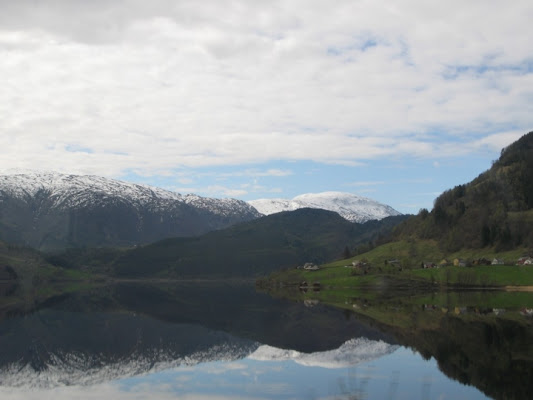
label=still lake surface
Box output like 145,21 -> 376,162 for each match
0,282 -> 531,399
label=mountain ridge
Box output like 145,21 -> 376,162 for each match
0,171 -> 261,251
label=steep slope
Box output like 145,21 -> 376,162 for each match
108,208 -> 408,278
392,130 -> 533,252
0,171 -> 261,251
249,192 -> 401,223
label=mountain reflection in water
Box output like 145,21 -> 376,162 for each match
0,282 -> 530,399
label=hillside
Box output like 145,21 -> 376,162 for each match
0,240 -> 98,310
0,171 -> 261,251
249,191 -> 401,223
391,131 -> 533,253
103,208 -> 408,278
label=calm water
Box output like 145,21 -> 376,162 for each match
0,282 -> 531,399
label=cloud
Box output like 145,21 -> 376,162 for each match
204,185 -> 249,197
0,384 -> 265,400
0,0 -> 531,177
470,130 -> 526,152
345,181 -> 386,187
212,169 -> 293,179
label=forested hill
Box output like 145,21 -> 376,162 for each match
393,131 -> 533,252
107,208 -> 408,278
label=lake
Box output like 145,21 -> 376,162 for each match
0,282 -> 531,399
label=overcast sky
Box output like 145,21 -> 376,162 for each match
1,0 -> 532,213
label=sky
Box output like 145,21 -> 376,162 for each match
1,0 -> 532,214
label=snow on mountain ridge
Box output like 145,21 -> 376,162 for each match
0,343 -> 257,389
0,338 -> 398,389
249,337 -> 398,369
249,192 -> 401,223
0,171 -> 258,217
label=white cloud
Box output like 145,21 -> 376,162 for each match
204,185 -> 248,198
0,384 -> 265,400
212,169 -> 293,179
470,130 -> 526,152
345,181 -> 386,187
0,0 -> 531,177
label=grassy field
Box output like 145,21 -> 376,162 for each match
259,240 -> 533,288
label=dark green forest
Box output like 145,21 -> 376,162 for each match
392,131 -> 533,252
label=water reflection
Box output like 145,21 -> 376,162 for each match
0,283 -> 530,399
0,345 -> 489,400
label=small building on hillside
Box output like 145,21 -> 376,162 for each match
303,262 -> 320,271
352,260 -> 367,268
517,257 -> 533,265
492,258 -> 505,265
454,258 -> 468,267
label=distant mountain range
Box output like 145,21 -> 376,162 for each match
0,171 -> 403,252
0,171 -> 261,251
249,192 -> 401,223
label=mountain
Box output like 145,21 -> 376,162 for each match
0,309 -> 258,389
105,208 -> 408,278
249,192 -> 401,223
0,283 -> 395,388
0,171 -> 261,251
249,338 -> 398,369
391,130 -> 533,252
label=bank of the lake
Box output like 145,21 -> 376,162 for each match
257,240 -> 533,290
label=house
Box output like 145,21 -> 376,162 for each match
303,262 -> 320,271
304,299 -> 319,307
439,259 -> 450,266
517,257 -> 533,265
352,260 -> 367,268
453,258 -> 467,267
422,262 -> 437,269
491,258 -> 505,265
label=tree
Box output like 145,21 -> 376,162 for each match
342,246 -> 352,259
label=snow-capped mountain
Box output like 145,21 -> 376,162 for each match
0,334 -> 395,389
249,337 -> 398,369
0,342 -> 257,389
249,192 -> 401,223
0,171 -> 261,250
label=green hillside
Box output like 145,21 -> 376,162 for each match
259,132 -> 533,288
392,131 -> 533,252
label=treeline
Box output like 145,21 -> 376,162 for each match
392,131 -> 533,252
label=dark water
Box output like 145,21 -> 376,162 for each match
0,282 -> 531,399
